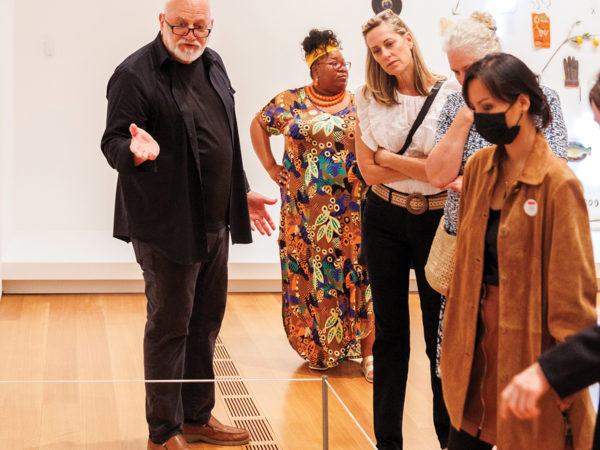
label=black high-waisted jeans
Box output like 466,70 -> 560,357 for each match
363,192 -> 450,449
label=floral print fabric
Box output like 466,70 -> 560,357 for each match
257,87 -> 373,368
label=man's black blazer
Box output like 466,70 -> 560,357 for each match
101,34 -> 251,264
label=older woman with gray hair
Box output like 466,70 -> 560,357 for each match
425,11 -> 568,377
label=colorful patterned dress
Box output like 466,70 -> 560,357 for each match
257,87 -> 373,369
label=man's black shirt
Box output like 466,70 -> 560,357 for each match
174,57 -> 233,231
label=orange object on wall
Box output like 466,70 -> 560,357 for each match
532,13 -> 551,48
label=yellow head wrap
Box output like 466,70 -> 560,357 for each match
305,45 -> 339,68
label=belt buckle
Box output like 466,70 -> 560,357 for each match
405,193 -> 428,215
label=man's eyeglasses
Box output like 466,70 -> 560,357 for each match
163,18 -> 212,38
317,61 -> 352,71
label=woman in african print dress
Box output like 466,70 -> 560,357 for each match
250,29 -> 374,380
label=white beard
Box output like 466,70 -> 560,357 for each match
173,42 -> 205,63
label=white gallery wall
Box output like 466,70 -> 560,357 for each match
0,0 -> 15,298
2,0 -> 600,293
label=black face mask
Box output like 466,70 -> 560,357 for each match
473,103 -> 523,145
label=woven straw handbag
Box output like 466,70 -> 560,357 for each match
425,216 -> 457,296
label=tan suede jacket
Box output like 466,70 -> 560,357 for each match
440,133 -> 597,449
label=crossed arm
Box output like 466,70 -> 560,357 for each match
356,104 -> 474,187
355,123 -> 417,185
425,105 -> 473,192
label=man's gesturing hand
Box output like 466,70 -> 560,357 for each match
247,191 -> 277,236
130,123 -> 160,166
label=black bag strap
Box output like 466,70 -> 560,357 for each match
396,80 -> 444,155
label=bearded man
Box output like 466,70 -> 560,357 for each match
101,0 -> 276,448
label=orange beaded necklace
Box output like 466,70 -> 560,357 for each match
306,84 -> 346,107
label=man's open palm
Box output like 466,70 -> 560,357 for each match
130,123 -> 159,166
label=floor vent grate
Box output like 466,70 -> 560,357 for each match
214,337 -> 281,449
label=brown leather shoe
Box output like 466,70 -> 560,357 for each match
183,415 -> 250,446
147,434 -> 191,450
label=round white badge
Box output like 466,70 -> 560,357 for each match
523,199 -> 538,216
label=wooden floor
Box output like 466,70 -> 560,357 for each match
0,293 -> 458,449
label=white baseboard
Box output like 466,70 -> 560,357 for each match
1,279 -> 283,294
1,261 -> 419,294
2,263 -> 417,294
3,261 -> 600,294
1,261 -> 284,294
2,261 -> 282,280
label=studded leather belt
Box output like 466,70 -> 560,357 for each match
371,184 -> 447,215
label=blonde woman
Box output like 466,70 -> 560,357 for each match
355,10 -> 458,449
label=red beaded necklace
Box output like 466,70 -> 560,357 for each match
306,84 -> 346,107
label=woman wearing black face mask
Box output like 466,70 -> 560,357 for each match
439,53 -> 597,450
425,13 -> 567,389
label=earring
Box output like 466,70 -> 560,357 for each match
314,78 -> 319,87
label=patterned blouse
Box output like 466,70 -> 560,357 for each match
434,86 -> 568,236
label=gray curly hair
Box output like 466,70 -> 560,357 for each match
442,12 -> 501,59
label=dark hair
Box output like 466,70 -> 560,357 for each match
301,29 -> 341,77
463,52 -> 552,129
590,73 -> 600,108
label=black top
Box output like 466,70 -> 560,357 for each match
174,57 -> 233,231
101,34 -> 251,264
482,208 -> 500,286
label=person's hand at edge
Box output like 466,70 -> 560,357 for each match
500,362 -> 550,420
